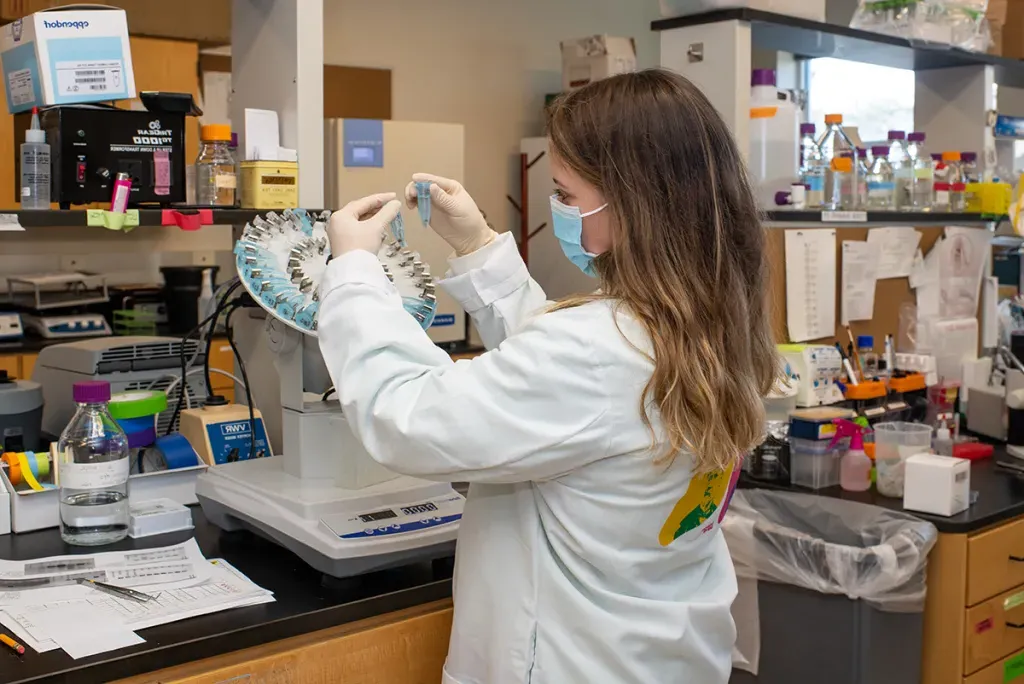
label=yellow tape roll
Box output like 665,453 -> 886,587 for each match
15,452 -> 43,491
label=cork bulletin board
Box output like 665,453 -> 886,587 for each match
768,225 -> 978,347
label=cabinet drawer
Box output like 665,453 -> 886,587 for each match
965,646 -> 1024,683
969,519 -> 1024,605
207,341 -> 235,390
966,584 -> 1024,674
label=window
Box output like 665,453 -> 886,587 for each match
806,58 -> 915,144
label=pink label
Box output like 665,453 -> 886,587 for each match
153,149 -> 170,196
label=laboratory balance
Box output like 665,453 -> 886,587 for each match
195,209 -> 463,577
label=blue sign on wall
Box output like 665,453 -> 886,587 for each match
343,119 -> 384,168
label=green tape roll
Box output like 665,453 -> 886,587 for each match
108,390 -> 169,420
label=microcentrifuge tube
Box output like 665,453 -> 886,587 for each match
415,181 -> 432,226
390,213 -> 406,247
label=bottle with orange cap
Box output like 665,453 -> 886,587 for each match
935,151 -> 964,212
196,123 -> 238,207
817,114 -> 858,210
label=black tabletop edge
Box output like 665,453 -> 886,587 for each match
740,454 -> 1024,534
0,507 -> 456,684
12,579 -> 453,684
765,210 -> 1003,225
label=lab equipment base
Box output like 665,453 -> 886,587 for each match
729,582 -> 923,684
196,456 -> 463,578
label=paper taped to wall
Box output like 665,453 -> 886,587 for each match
866,227 -> 921,279
841,240 -> 880,325
785,229 -> 836,342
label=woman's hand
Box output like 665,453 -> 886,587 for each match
327,192 -> 402,258
404,173 -> 496,256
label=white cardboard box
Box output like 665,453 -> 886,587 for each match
560,36 -> 636,91
903,453 -> 971,517
0,7 -> 136,113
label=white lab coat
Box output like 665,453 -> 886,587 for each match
319,232 -> 738,684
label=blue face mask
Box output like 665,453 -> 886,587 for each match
549,195 -> 608,278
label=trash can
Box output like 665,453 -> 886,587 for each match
726,489 -> 937,684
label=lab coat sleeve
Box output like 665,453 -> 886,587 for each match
441,231 -> 549,349
318,250 -> 612,483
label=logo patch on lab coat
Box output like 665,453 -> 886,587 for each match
658,463 -> 740,546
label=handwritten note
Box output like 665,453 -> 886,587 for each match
841,240 -> 880,325
866,227 -> 922,279
785,229 -> 836,342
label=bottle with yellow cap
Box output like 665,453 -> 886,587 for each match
196,124 -> 237,207
817,114 -> 858,210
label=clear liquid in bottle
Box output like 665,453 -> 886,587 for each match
58,381 -> 130,546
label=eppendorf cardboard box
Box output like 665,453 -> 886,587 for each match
560,35 -> 637,91
1,0 -> 231,45
0,6 -> 136,113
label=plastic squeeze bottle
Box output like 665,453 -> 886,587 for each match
831,418 -> 873,492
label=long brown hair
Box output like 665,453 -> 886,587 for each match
547,69 -> 777,473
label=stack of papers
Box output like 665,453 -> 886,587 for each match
0,539 -> 274,659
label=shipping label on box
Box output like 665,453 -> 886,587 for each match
0,8 -> 136,113
560,35 -> 637,91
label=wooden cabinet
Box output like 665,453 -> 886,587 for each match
923,519 -> 1024,683
112,601 -> 454,684
19,352 -> 35,380
0,352 -> 34,379
966,585 -> 1024,673
0,354 -> 19,378
965,646 -> 1024,683
206,340 -> 235,392
968,518 -> 1024,606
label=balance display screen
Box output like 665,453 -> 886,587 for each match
400,502 -> 438,516
359,509 -> 398,523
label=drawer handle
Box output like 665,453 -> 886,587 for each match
1012,555 -> 1024,562
1009,622 -> 1024,629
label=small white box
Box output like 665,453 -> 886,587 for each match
903,453 -> 971,517
0,7 -> 136,114
129,498 -> 194,538
560,36 -> 637,91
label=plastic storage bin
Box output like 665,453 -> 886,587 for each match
788,437 -> 841,489
659,0 -> 826,21
726,490 -> 937,684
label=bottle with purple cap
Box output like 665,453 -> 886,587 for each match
906,132 -> 933,211
866,146 -> 896,209
887,130 -> 911,210
57,381 -> 130,545
798,123 -> 824,209
960,151 -> 979,183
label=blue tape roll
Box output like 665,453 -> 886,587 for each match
154,433 -> 201,470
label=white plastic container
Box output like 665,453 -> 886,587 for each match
789,437 -> 842,489
659,0 -> 826,21
749,69 -> 800,209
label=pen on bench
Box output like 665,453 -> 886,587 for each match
76,578 -> 156,603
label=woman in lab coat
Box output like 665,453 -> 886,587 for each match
319,69 -> 776,684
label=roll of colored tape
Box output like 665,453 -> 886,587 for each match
108,391 -> 168,420
16,452 -> 43,491
153,434 -> 200,470
117,416 -> 158,449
